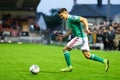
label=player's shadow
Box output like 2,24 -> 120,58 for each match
40,70 -> 62,74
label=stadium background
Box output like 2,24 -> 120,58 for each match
0,0 -> 120,80
0,0 -> 120,50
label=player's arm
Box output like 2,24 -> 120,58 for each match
80,17 -> 91,34
62,29 -> 72,38
56,29 -> 72,41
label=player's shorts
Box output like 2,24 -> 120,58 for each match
67,37 -> 90,51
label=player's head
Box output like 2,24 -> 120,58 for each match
58,8 -> 69,20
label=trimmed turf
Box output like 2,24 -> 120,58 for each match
0,43 -> 120,80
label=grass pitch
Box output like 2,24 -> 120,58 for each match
0,43 -> 120,80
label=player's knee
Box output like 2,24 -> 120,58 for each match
63,48 -> 65,52
63,47 -> 71,52
63,48 -> 67,52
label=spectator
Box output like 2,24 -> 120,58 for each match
102,27 -> 109,51
115,24 -> 120,50
96,27 -> 103,43
107,25 -> 116,50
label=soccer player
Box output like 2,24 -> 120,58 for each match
57,8 -> 109,72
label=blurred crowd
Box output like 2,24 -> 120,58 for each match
91,22 -> 120,51
0,13 -> 40,36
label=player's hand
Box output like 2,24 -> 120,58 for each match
56,34 -> 63,41
85,29 -> 92,35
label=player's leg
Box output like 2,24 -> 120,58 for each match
82,50 -> 109,72
82,50 -> 104,63
60,46 -> 73,72
81,37 -> 109,72
60,37 -> 79,72
63,46 -> 72,67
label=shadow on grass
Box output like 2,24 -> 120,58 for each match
40,70 -> 62,74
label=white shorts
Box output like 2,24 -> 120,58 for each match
67,37 -> 90,51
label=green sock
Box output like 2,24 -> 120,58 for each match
64,51 -> 71,66
90,54 -> 104,63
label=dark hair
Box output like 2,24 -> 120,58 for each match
58,8 -> 67,14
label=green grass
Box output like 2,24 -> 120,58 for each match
0,43 -> 120,80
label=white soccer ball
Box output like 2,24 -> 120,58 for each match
29,64 -> 40,74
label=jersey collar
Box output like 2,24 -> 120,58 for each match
67,14 -> 72,20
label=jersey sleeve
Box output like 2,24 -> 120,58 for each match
68,15 -> 80,22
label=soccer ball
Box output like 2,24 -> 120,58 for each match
29,64 -> 40,74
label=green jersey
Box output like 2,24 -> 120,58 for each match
66,15 -> 87,37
